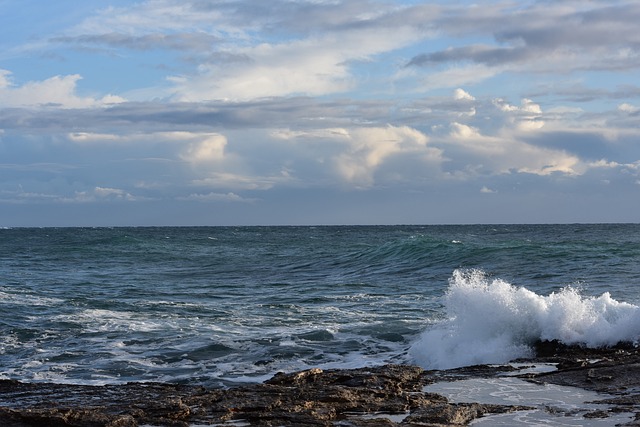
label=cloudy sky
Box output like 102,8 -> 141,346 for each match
1,0 -> 639,226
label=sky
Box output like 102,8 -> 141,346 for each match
1,0 -> 639,226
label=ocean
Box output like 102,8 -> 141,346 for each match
1,224 -> 640,388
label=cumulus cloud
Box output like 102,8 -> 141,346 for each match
618,103 -> 639,114
279,125 -> 441,187
453,88 -> 475,101
0,69 -> 125,108
270,124 -> 446,188
480,186 -> 497,194
180,133 -> 227,163
493,98 -> 545,131
444,121 -> 581,177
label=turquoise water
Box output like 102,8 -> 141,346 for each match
1,224 -> 640,387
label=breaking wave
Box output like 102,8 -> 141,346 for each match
410,269 -> 640,370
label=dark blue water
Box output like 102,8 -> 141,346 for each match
1,224 -> 640,386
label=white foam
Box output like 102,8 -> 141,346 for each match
66,309 -> 175,333
0,289 -> 64,306
410,269 -> 640,370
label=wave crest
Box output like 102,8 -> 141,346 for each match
410,269 -> 640,369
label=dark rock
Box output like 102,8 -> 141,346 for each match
583,409 -> 609,418
532,339 -> 636,361
0,365 -> 529,427
404,403 -> 529,426
525,348 -> 640,394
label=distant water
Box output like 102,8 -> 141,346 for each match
1,224 -> 640,387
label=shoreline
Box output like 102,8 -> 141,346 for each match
1,342 -> 640,426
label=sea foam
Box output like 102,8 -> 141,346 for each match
410,269 -> 640,370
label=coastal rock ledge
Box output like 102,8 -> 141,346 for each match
2,342 -> 640,426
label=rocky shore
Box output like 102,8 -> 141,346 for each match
1,341 -> 640,426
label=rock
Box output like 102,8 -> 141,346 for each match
0,365 -> 529,427
524,341 -> 640,395
404,403 -> 528,426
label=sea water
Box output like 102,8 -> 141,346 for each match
423,377 -> 635,426
1,224 -> 640,387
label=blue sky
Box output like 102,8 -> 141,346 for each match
1,0 -> 639,226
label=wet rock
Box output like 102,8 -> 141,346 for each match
532,339 -> 636,360
404,403 -> 528,426
0,365 -> 528,427
525,341 -> 640,394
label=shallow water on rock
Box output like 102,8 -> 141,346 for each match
423,377 -> 635,426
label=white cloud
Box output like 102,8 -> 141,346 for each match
331,125 -> 439,186
446,121 -> 581,176
520,99 -> 542,114
0,69 -> 125,108
68,132 -> 122,143
68,130 -> 229,165
0,190 -> 59,204
177,192 -> 254,202
449,122 -> 481,140
172,42 -> 352,100
271,128 -> 351,141
454,88 -> 475,101
0,70 -> 11,88
94,187 -> 133,199
192,172 -> 289,191
180,133 -> 227,163
589,159 -> 640,171
493,97 -> 545,131
270,125 -> 443,188
618,103 -> 639,114
493,98 -> 518,113
171,26 -> 420,101
63,187 -> 138,203
480,186 -> 496,194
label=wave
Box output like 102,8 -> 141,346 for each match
410,269 -> 640,370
